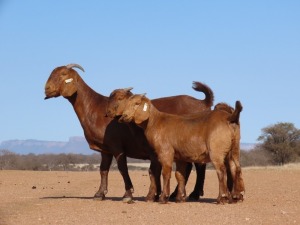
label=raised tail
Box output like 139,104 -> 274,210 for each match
228,101 -> 243,125
192,81 -> 214,107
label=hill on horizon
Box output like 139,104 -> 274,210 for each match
0,137 -> 256,155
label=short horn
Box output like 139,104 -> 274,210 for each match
66,64 -> 85,72
124,87 -> 133,92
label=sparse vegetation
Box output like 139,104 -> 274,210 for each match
257,122 -> 300,165
1,121 -> 300,171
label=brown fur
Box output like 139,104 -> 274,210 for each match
107,84 -> 215,200
44,64 -> 215,202
120,94 -> 245,204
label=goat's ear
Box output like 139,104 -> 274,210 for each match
61,77 -> 77,98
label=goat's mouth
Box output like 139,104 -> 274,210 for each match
118,115 -> 132,123
105,110 -> 116,118
44,91 -> 59,100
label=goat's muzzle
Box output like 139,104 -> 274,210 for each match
118,114 -> 130,123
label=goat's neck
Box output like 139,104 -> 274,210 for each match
67,77 -> 108,125
143,104 -> 162,134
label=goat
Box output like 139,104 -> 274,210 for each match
106,85 -> 216,200
120,94 -> 245,204
44,64 -> 214,202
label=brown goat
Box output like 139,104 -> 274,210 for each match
120,94 -> 245,204
44,64 -> 215,202
106,86 -> 218,200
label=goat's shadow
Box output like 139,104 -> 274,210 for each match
40,196 -> 145,202
41,196 -> 217,204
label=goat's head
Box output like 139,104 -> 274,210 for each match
106,87 -> 133,118
44,64 -> 85,100
119,94 -> 150,124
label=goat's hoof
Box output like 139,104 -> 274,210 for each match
93,192 -> 106,201
217,195 -> 230,205
145,195 -> 155,202
93,195 -> 105,201
175,197 -> 186,203
188,192 -> 200,201
159,196 -> 169,204
123,197 -> 134,204
232,192 -> 244,202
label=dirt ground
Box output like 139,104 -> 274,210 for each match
1,165 -> 300,225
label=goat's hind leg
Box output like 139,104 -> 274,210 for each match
189,163 -> 206,200
212,159 -> 232,204
94,153 -> 113,200
229,159 -> 245,202
229,142 -> 245,202
170,162 -> 192,200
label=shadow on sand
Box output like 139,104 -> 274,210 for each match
41,196 -> 217,203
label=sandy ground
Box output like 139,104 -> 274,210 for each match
1,166 -> 300,225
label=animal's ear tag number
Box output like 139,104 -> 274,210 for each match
143,103 -> 148,111
65,78 -> 73,84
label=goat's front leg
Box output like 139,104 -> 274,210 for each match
94,153 -> 113,200
146,158 -> 162,202
159,163 -> 172,204
175,161 -> 187,203
115,153 -> 134,203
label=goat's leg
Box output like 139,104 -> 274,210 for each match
170,162 -> 192,200
159,164 -> 172,204
211,159 -> 231,204
225,159 -> 234,193
228,157 -> 245,202
175,161 -> 187,203
94,153 -> 113,200
115,153 -> 134,203
146,158 -> 162,202
189,163 -> 206,200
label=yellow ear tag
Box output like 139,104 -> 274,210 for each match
65,78 -> 73,84
143,103 -> 148,111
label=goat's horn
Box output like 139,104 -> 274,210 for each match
124,87 -> 133,92
66,64 -> 85,72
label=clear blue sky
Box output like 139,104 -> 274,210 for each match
0,1 -> 299,144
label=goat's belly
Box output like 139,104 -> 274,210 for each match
174,150 -> 209,163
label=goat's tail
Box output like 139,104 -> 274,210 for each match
228,101 -> 243,125
192,81 -> 214,107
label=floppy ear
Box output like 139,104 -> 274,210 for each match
61,77 -> 78,98
134,97 -> 150,124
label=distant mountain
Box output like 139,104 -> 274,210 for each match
0,137 -> 92,155
0,137 -> 256,155
240,143 -> 257,151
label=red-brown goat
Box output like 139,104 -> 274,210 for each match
120,94 -> 245,204
44,64 -> 215,202
106,86 -> 217,200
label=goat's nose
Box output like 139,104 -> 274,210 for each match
118,114 -> 126,123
